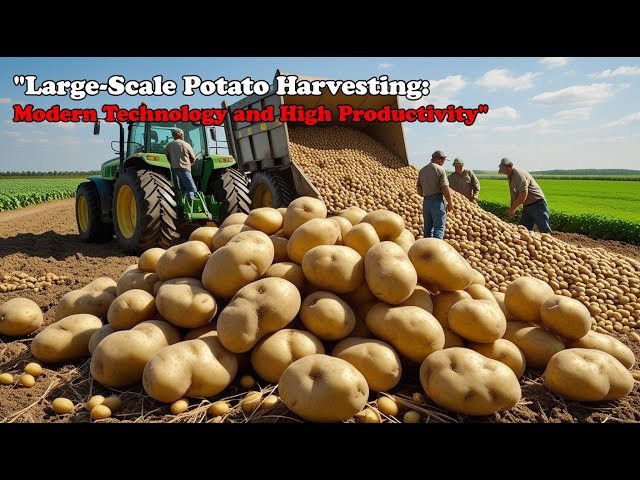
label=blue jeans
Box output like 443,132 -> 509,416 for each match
172,168 -> 197,203
521,199 -> 551,233
423,195 -> 447,239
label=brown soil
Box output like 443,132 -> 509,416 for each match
1,198 -> 639,424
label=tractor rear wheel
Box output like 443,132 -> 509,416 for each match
209,167 -> 251,224
76,182 -> 113,242
248,170 -> 295,209
112,168 -> 179,254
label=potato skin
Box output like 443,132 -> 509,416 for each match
408,238 -> 475,292
138,247 -> 166,272
504,276 -> 555,324
287,218 -> 340,265
300,291 -> 356,341
56,278 -> 117,321
343,223 -> 380,259
283,196 -> 328,238
301,245 -> 364,294
155,278 -> 217,329
155,241 -> 211,281
448,299 -> 506,343
245,207 -> 283,235
365,241 -> 417,305
116,269 -> 158,296
544,348 -> 634,401
565,330 -> 635,369
88,324 -> 117,355
419,347 -> 521,416
278,354 -> 369,422
502,321 -> 565,369
540,295 -> 592,340
143,335 -> 238,403
263,262 -> 306,291
468,339 -> 526,379
0,297 -> 43,336
31,314 -> 103,363
107,289 -> 157,330
358,209 -> 405,241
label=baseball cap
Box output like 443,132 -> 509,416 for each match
498,157 -> 512,169
172,128 -> 184,136
452,158 -> 464,166
431,150 -> 447,159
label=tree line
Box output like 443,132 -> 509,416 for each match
0,171 -> 100,177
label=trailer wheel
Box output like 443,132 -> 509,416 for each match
76,182 -> 113,243
209,167 -> 251,224
113,167 -> 179,254
249,170 -> 295,209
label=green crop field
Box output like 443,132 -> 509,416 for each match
0,178 -> 85,212
477,179 -> 640,244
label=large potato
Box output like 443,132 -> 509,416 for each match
343,222 -> 380,258
338,205 -> 367,225
31,314 -> 103,363
469,269 -> 486,287
399,285 -> 434,313
90,320 -> 181,388
56,277 -> 117,321
300,291 -> 356,341
116,268 -> 158,296
408,238 -> 475,292
216,277 -> 301,353
365,241 -> 417,305
155,278 -> 217,329
107,289 -> 157,330
0,297 -> 43,336
301,245 -> 364,294
332,337 -> 402,392
419,347 -> 521,416
88,324 -> 117,355
502,321 -> 565,369
287,218 -> 341,265
358,209 -> 405,241
279,354 -> 369,423
250,329 -> 325,383
431,290 -> 472,326
188,227 -> 218,250
245,207 -> 283,235
468,339 -> 526,379
448,299 -> 506,343
155,241 -> 211,281
544,349 -> 634,401
142,335 -> 238,403
263,262 -> 306,291
365,303 -> 444,364
504,276 -> 555,324
202,230 -> 275,299
283,196 -> 327,238
138,247 -> 166,273
565,330 -> 635,369
540,295 -> 592,340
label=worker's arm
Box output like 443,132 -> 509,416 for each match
416,178 -> 423,197
470,171 -> 480,202
508,190 -> 528,217
442,185 -> 453,212
187,144 -> 197,165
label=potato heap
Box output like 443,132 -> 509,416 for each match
288,125 -> 640,336
24,199 -> 634,423
0,270 -> 70,293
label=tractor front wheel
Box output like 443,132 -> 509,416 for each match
248,170 -> 295,209
113,168 -> 179,254
209,167 -> 251,224
76,182 -> 113,243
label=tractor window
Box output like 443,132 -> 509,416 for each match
186,129 -> 204,158
128,123 -> 145,156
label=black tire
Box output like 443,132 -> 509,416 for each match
209,167 -> 251,224
112,168 -> 179,254
248,170 -> 296,209
76,182 -> 113,243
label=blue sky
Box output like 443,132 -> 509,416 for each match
1,57 -> 639,173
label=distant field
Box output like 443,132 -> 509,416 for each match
0,178 -> 85,212
477,179 -> 640,244
474,173 -> 640,181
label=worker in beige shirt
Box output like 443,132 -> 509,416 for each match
416,150 -> 454,239
448,157 -> 480,202
498,157 -> 551,233
165,127 -> 197,205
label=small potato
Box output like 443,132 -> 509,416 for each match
91,404 -> 112,420
377,396 -> 399,417
0,297 -> 43,336
0,373 -> 14,385
31,313 -> 103,363
355,407 -> 382,423
279,354 -> 369,423
332,337 -> 402,392
241,391 -> 263,415
245,207 -> 284,235
300,291 -> 356,341
403,411 -> 422,423
504,276 -> 555,324
103,395 -> 123,412
365,241 -> 417,305
399,285 -> 433,314
408,238 -> 475,292
540,295 -> 592,340
420,347 -> 521,416
116,268 -> 159,296
339,205 -> 368,225
263,262 -> 306,291
51,397 -> 75,414
283,196 -> 328,238
566,330 -> 635,369
301,245 -> 364,294
138,247 -> 166,272
545,348 -> 634,401
208,401 -> 230,417
240,375 -> 256,388
20,374 -> 35,387
88,324 -> 117,355
502,321 -> 565,370
188,227 -> 218,250
155,241 -> 211,281
170,398 -> 189,415
107,289 -> 157,330
358,209 -> 405,241
155,278 -> 217,329
448,299 -> 506,343
24,362 -> 42,378
468,339 -> 527,379
86,395 -> 105,411
262,395 -> 279,409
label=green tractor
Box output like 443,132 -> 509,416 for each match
75,117 -> 251,254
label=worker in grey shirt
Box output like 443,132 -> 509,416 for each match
498,157 -> 551,233
448,157 -> 480,202
165,127 -> 197,205
417,150 -> 454,239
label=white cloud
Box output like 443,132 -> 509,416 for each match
44,121 -> 78,129
539,57 -> 569,69
0,98 -> 11,104
486,106 -> 518,121
531,83 -> 616,105
377,63 -> 393,70
589,66 -> 640,79
492,118 -> 555,133
475,69 -> 541,91
423,75 -> 466,106
554,107 -> 591,121
602,112 -> 640,128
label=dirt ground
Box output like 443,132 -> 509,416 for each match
1,198 -> 639,424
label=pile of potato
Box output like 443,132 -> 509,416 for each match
0,270 -> 69,293
2,198 -> 636,422
289,125 -> 640,337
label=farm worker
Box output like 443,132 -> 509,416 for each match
165,127 -> 197,205
498,157 -> 551,233
447,157 -> 480,203
417,150 -> 454,239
